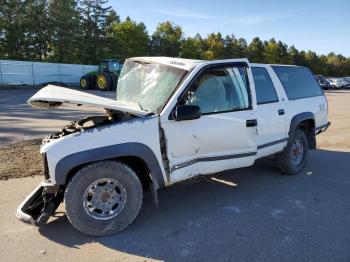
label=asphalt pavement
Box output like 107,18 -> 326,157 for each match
1,150 -> 349,262
0,87 -> 114,145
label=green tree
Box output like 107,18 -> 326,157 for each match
0,0 -> 27,59
202,32 -> 225,60
180,34 -> 202,59
150,21 -> 183,56
48,0 -> 81,63
109,16 -> 149,62
78,0 -> 111,64
22,0 -> 49,61
287,45 -> 305,65
264,38 -> 285,64
247,37 -> 264,63
223,34 -> 246,58
101,9 -> 120,58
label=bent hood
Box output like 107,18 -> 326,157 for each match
27,85 -> 148,116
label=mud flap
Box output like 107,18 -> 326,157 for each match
16,182 -> 62,227
150,178 -> 159,208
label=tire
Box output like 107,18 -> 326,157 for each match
64,161 -> 143,236
80,75 -> 91,90
275,129 -> 309,175
97,72 -> 112,91
89,75 -> 97,89
109,74 -> 118,91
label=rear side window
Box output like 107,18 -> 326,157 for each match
251,67 -> 278,104
272,66 -> 323,100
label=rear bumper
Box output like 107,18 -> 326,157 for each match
16,181 -> 60,226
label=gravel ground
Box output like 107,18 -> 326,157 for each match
0,139 -> 42,180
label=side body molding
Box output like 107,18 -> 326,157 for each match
54,143 -> 165,188
289,112 -> 316,149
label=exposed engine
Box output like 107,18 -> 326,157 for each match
42,110 -> 134,144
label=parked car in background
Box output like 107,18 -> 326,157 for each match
340,78 -> 350,89
327,78 -> 343,89
315,75 -> 332,90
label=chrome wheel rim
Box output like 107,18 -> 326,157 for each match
291,139 -> 304,166
83,178 -> 127,220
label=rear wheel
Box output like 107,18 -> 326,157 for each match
97,72 -> 112,91
64,161 -> 143,236
276,129 -> 309,175
89,75 -> 97,89
109,74 -> 118,91
80,75 -> 91,90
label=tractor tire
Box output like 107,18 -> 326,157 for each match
97,72 -> 112,91
89,75 -> 97,89
109,74 -> 118,91
80,75 -> 92,90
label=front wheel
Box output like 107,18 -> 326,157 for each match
276,129 -> 309,175
64,161 -> 143,236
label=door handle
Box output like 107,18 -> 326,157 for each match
278,109 -> 285,115
246,119 -> 258,127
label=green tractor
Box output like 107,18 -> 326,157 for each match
80,59 -> 121,91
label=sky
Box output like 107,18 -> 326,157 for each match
112,0 -> 350,57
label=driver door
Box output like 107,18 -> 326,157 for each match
160,64 -> 258,185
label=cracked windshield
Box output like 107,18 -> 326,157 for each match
116,59 -> 187,113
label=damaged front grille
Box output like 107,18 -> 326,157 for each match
42,153 -> 50,180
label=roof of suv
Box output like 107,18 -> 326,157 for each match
130,57 -> 300,71
130,57 -> 203,71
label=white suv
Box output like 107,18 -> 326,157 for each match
16,57 -> 330,236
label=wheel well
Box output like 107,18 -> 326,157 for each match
297,119 -> 316,149
118,156 -> 152,192
65,157 -> 152,192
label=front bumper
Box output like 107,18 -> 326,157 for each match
16,181 -> 61,226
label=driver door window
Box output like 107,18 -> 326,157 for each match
183,67 -> 250,114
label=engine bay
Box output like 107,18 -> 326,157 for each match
42,110 -> 135,143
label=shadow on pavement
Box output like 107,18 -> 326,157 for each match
39,149 -> 350,262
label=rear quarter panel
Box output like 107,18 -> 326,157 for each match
266,65 -> 328,133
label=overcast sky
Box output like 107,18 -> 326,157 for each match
112,0 -> 350,57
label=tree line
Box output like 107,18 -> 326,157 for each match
1,0 -> 349,76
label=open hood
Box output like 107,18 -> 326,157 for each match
27,85 -> 148,116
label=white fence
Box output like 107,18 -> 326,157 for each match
0,60 -> 98,85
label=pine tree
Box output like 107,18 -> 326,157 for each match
23,0 -> 49,61
78,0 -> 111,64
109,16 -> 149,62
0,0 -> 26,59
150,21 -> 183,57
247,37 -> 264,63
48,0 -> 80,63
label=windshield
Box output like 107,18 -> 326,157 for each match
116,59 -> 187,113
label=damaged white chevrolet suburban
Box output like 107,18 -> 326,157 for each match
16,57 -> 330,236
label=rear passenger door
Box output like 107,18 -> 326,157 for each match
251,66 -> 287,158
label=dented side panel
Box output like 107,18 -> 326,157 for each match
160,111 -> 258,185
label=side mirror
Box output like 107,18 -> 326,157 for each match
173,105 -> 201,121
